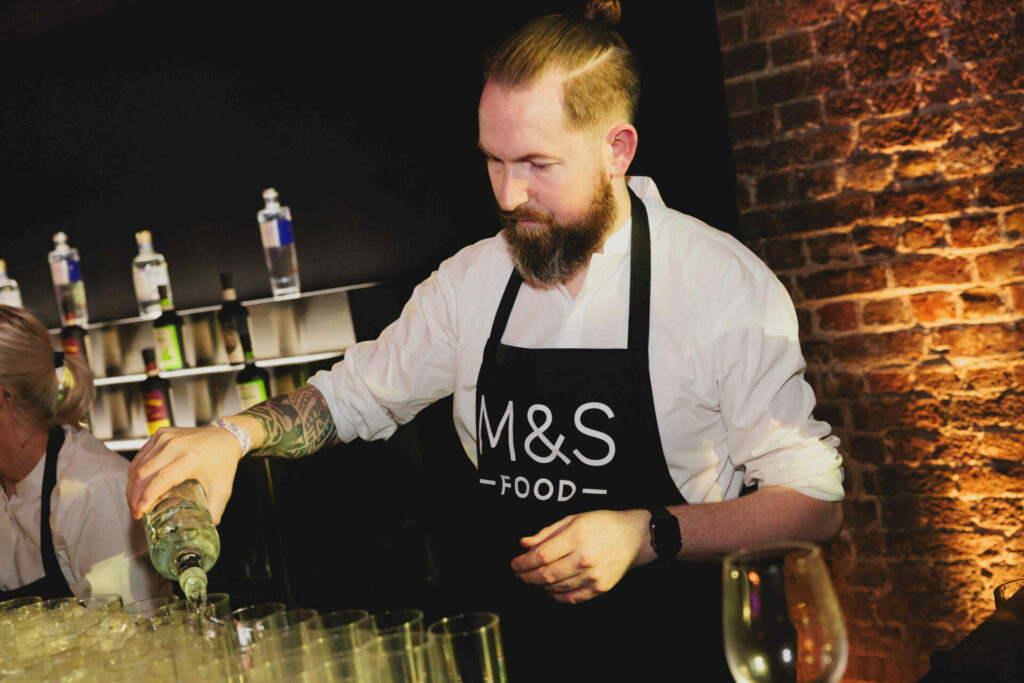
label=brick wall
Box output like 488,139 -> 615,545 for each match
0,0 -> 135,43
714,0 -> 1024,680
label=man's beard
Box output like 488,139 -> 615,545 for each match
499,174 -> 617,285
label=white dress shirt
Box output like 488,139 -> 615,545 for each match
310,177 -> 844,503
0,425 -> 171,602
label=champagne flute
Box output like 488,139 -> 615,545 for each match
723,541 -> 847,683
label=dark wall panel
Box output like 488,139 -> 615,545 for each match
1,1 -> 737,328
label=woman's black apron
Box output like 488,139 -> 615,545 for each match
462,190 -> 730,681
0,427 -> 74,601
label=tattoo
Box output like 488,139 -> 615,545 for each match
245,386 -> 338,458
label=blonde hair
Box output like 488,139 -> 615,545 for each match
0,305 -> 93,429
484,0 -> 639,132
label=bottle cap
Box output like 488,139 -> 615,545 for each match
262,188 -> 280,207
219,272 -> 234,289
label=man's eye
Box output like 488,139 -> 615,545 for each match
531,162 -> 551,170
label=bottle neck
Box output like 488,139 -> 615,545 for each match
145,362 -> 160,377
222,287 -> 237,302
174,554 -> 208,602
160,298 -> 174,313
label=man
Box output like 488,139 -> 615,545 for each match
128,2 -> 843,679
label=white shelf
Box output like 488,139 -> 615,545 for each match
48,281 -> 382,333
93,350 -> 346,387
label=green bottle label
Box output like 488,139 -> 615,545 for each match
155,325 -> 184,370
237,379 -> 268,410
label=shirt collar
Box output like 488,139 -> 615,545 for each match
11,444 -> 47,503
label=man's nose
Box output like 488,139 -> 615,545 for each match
496,171 -> 528,212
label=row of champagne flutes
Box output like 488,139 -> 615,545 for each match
0,594 -> 505,682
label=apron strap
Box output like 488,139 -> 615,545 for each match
489,267 -> 523,343
626,187 -> 651,354
39,426 -> 66,583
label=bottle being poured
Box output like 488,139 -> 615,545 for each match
143,479 -> 221,605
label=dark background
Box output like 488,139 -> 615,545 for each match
1,1 -> 739,612
1,0 -> 737,326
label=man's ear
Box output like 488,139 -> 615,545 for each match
605,122 -> 638,177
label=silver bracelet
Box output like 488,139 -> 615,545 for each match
209,418 -> 252,457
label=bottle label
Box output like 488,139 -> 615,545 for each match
0,289 -> 22,307
50,260 -> 69,286
133,267 -> 169,307
155,325 -> 184,370
143,389 -> 172,434
222,323 -> 244,364
260,219 -> 294,247
61,336 -> 83,358
237,379 -> 268,410
67,259 -> 82,283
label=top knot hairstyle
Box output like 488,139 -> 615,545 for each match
484,0 -> 639,132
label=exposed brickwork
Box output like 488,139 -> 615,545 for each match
715,0 -> 1024,680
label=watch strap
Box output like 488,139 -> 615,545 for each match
647,506 -> 682,564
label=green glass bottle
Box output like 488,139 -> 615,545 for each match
142,479 -> 220,602
235,330 -> 270,410
152,284 -> 187,371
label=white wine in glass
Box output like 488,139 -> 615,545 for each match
723,542 -> 847,683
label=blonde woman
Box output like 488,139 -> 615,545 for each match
0,304 -> 170,602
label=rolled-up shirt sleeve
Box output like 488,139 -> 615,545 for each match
712,258 -> 844,502
309,262 -> 460,443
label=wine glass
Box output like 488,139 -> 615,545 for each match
723,541 -> 847,683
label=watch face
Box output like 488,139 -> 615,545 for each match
651,509 -> 681,560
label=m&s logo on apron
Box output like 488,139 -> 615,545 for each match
477,394 -> 616,502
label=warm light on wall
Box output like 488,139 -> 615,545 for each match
715,1 -> 1024,681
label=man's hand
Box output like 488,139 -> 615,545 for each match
126,425 -> 245,524
509,509 -> 650,605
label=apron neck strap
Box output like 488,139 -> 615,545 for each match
626,186 -> 651,353
39,426 -> 66,579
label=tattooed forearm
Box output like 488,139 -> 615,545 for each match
244,385 -> 339,458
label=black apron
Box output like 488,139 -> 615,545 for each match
466,190 -> 731,681
0,427 -> 74,601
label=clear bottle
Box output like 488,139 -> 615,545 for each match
48,232 -> 88,326
132,230 -> 171,319
143,479 -> 221,602
0,259 -> 23,307
257,188 -> 300,298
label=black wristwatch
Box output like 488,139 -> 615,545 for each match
647,506 -> 681,564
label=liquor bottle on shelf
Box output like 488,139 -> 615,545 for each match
0,259 -> 23,307
235,332 -> 270,410
143,479 -> 220,603
48,231 -> 88,326
217,272 -> 252,365
132,230 -> 172,319
152,284 -> 187,371
257,188 -> 300,298
140,348 -> 174,435
60,325 -> 90,368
